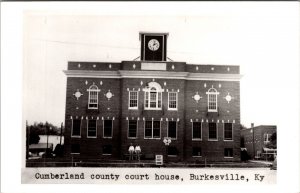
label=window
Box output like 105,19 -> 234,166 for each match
224,148 -> 233,158
128,120 -> 137,138
71,144 -> 80,154
192,122 -> 202,140
208,122 -> 217,140
168,121 -> 177,139
168,92 -> 178,110
206,88 -> 219,112
72,119 -> 81,137
167,146 -> 178,156
224,123 -> 233,141
87,85 -> 100,109
192,147 -> 202,157
264,133 -> 271,144
143,82 -> 164,110
103,120 -> 113,138
144,120 -> 160,139
87,120 -> 97,137
102,145 -> 112,155
129,91 -> 138,109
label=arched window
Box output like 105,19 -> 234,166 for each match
143,82 -> 164,110
206,87 -> 219,112
87,84 -> 100,109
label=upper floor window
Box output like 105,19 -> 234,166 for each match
168,92 -> 178,110
224,123 -> 233,141
143,82 -> 164,110
168,121 -> 177,139
128,120 -> 137,138
103,120 -> 113,138
144,120 -> 160,139
208,122 -> 217,140
87,84 -> 100,109
192,122 -> 202,140
71,119 -> 81,137
206,87 -> 219,112
129,91 -> 138,109
87,119 -> 97,138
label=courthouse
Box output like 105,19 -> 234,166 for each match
63,32 -> 242,162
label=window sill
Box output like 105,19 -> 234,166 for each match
128,107 -> 138,110
167,155 -> 178,157
70,153 -> 80,155
71,136 -> 81,138
102,154 -> 112,156
192,139 -> 202,141
128,137 -> 137,139
224,156 -> 234,158
144,137 -> 161,140
208,139 -> 218,141
103,137 -> 113,139
192,156 -> 202,158
87,136 -> 97,138
224,139 -> 233,141
144,108 -> 162,110
168,108 -> 178,111
207,110 -> 218,112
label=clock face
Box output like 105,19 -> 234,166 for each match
148,39 -> 160,51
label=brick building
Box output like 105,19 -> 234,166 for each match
241,124 -> 277,159
63,32 -> 242,163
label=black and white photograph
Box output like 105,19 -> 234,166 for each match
1,1 -> 299,193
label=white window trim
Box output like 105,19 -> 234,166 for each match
87,85 -> 101,109
127,120 -> 138,139
206,88 -> 219,112
70,153 -> 80,155
128,91 -> 139,110
167,120 -> 177,140
192,122 -> 202,141
71,119 -> 81,138
168,92 -> 178,111
143,82 -> 164,110
208,122 -> 218,141
103,119 -> 113,139
87,119 -> 97,138
144,120 -> 161,139
224,123 -> 233,141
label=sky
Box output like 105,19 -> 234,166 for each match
22,2 -> 299,128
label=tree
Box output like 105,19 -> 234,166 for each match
240,124 -> 247,130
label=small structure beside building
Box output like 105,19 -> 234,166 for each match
29,143 -> 53,157
241,124 -> 276,160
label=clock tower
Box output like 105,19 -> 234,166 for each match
140,32 -> 168,61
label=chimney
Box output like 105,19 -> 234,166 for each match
251,123 -> 254,128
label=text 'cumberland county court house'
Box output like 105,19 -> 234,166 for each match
63,32 -> 242,163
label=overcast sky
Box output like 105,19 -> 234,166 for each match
22,2 -> 299,129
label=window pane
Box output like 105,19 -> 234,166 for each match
192,122 -> 201,139
224,148 -> 233,157
145,92 -> 149,108
88,120 -> 97,137
129,91 -> 138,108
158,92 -> 162,108
72,119 -> 81,136
153,121 -> 160,138
192,147 -> 201,156
145,121 -> 152,138
104,120 -> 113,137
168,121 -> 177,138
224,123 -> 233,140
71,144 -> 80,153
103,145 -> 112,154
209,123 -> 217,140
168,92 -> 177,109
128,120 -> 137,138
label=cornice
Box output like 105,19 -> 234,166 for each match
64,70 -> 242,81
